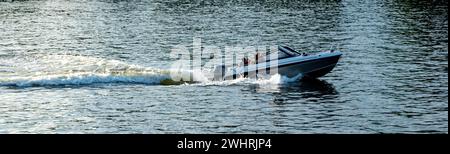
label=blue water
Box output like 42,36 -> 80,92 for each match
0,0 -> 447,133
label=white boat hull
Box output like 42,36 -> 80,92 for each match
220,51 -> 342,80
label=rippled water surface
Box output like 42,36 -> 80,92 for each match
0,0 -> 447,133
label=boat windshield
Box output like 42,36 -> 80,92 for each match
265,46 -> 300,61
278,46 -> 301,56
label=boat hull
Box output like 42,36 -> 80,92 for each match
278,55 -> 341,78
222,51 -> 341,80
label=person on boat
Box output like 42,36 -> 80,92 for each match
241,57 -> 251,66
255,52 -> 265,64
239,57 -> 251,78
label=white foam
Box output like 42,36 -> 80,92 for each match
0,72 -> 171,87
165,68 -> 210,83
0,54 -> 176,87
191,73 -> 303,86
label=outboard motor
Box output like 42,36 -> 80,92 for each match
213,65 -> 226,81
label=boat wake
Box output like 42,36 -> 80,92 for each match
0,54 -> 303,87
0,72 -> 170,87
190,73 -> 303,87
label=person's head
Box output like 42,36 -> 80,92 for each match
255,52 -> 261,59
243,57 -> 248,62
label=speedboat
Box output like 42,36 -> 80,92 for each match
213,46 -> 342,80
